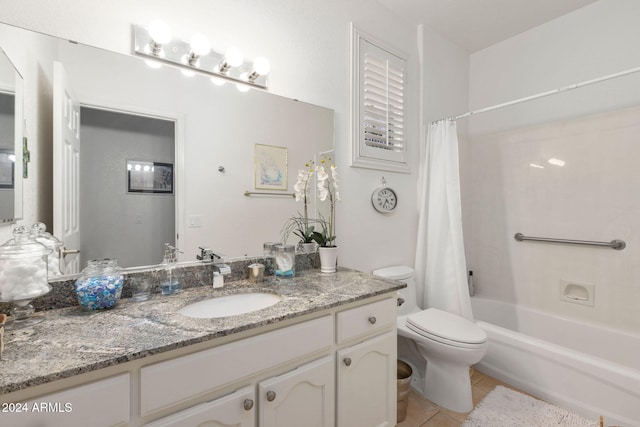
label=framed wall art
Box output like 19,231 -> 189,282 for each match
254,144 -> 288,191
127,159 -> 173,194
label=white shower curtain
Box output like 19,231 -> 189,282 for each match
415,120 -> 473,320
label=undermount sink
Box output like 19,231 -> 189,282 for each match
178,292 -> 282,319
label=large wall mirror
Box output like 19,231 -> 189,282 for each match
0,44 -> 23,224
0,22 -> 334,272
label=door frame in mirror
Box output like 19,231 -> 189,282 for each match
0,46 -> 24,223
57,95 -> 185,267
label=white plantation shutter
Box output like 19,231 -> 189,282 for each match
352,27 -> 409,173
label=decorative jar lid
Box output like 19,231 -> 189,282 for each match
0,226 -> 51,259
31,222 -> 63,252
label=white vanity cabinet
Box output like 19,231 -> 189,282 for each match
0,291 -> 399,427
335,298 -> 397,427
2,373 -> 130,427
144,385 -> 256,427
140,316 -> 333,418
145,356 -> 334,427
258,356 -> 334,427
337,332 -> 397,426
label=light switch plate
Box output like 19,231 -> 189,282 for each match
188,215 -> 202,228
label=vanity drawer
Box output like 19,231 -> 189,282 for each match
3,373 -> 130,427
336,297 -> 396,344
141,315 -> 333,416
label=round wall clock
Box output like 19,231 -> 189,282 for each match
371,186 -> 398,213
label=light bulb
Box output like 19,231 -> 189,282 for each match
181,68 -> 196,77
148,21 -> 172,44
224,47 -> 244,67
252,57 -> 270,76
190,33 -> 211,56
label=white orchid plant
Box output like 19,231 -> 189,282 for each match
282,161 -> 317,244
281,159 -> 340,247
312,160 -> 340,247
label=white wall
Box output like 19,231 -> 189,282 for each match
0,0 -> 472,274
467,0 -> 640,135
464,0 -> 640,333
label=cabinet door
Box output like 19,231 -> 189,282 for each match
144,385 -> 255,427
337,331 -> 397,427
258,356 -> 334,427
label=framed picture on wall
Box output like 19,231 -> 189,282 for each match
126,159 -> 173,194
0,149 -> 14,189
254,144 -> 288,191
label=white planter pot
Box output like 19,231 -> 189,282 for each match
318,246 -> 338,273
298,242 -> 317,254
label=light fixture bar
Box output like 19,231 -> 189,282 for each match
132,24 -> 268,90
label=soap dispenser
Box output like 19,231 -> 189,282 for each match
161,243 -> 182,295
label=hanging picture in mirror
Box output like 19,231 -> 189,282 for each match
126,159 -> 174,194
254,144 -> 288,191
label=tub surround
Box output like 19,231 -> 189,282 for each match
0,265 -> 405,396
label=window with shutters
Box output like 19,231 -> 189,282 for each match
351,25 -> 409,173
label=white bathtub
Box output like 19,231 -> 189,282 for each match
471,297 -> 640,427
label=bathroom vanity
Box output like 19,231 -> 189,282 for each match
0,268 -> 404,427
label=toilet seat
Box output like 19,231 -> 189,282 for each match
406,308 -> 487,349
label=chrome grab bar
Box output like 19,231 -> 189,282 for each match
514,233 -> 626,250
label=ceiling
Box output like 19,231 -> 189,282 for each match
377,0 -> 600,52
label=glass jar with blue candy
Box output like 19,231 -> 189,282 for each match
74,259 -> 123,310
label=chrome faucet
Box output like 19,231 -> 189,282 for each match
197,247 -> 230,288
197,247 -> 222,261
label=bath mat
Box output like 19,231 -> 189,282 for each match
463,386 -> 599,427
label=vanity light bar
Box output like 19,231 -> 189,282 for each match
132,24 -> 269,90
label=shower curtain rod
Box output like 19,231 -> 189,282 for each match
433,64 -> 640,124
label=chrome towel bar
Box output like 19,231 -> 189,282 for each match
514,233 -> 626,250
244,190 -> 295,198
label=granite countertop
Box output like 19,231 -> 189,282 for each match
0,267 -> 404,395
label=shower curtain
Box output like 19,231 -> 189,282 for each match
415,120 -> 473,320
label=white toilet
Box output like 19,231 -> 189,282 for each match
373,265 -> 487,413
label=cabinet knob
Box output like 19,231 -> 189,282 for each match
266,390 -> 277,402
243,399 -> 254,411
343,357 -> 352,366
368,316 -> 377,325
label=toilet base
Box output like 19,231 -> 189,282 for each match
423,358 -> 473,413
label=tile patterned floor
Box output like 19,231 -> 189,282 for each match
397,369 -> 521,427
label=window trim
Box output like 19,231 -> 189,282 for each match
350,24 -> 410,173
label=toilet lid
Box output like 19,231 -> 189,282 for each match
407,308 -> 487,345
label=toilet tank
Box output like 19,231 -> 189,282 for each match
372,266 -> 418,315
